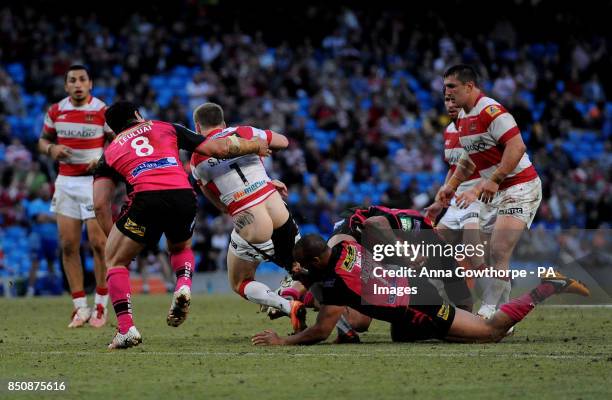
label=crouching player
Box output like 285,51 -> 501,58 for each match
252,234 -> 589,345
190,103 -> 306,333
93,101 -> 269,349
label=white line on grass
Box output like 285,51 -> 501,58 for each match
10,351 -> 607,360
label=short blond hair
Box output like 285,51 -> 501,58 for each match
193,102 -> 224,129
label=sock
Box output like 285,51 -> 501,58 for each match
71,291 -> 87,309
107,268 -> 134,334
170,248 -> 195,290
481,277 -> 510,308
497,281 -> 512,307
303,291 -> 315,308
499,282 -> 556,322
239,280 -> 291,314
335,314 -> 354,335
95,286 -> 109,308
279,287 -> 300,301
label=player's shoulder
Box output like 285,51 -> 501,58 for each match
444,121 -> 458,134
190,151 -> 209,168
89,96 -> 107,109
475,96 -> 508,121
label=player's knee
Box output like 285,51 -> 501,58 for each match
90,238 -> 106,257
490,244 -> 512,264
60,240 -> 79,257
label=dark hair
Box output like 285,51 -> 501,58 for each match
293,234 -> 328,262
105,101 -> 140,133
443,64 -> 479,87
64,64 -> 91,82
193,102 -> 224,129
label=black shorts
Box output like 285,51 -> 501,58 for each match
271,213 -> 300,271
390,302 -> 456,342
116,189 -> 196,245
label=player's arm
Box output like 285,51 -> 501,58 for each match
199,182 -> 228,213
425,169 -> 453,221
38,110 -> 72,160
267,131 -> 289,150
92,155 -> 120,236
251,304 -> 344,346
435,153 -> 476,206
172,123 -> 270,158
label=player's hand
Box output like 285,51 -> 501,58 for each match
86,158 -> 99,173
271,180 -> 288,200
477,179 -> 499,204
455,187 -> 480,209
50,144 -> 72,160
435,184 -> 456,207
255,138 -> 271,157
424,201 -> 444,221
252,329 -> 285,345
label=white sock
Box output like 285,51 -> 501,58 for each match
95,293 -> 109,308
335,314 -> 353,334
73,296 -> 87,309
243,281 -> 292,314
481,278 -> 509,308
497,280 -> 511,307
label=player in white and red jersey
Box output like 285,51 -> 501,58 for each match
425,90 -> 486,302
93,101 -> 268,349
37,65 -> 114,329
190,103 -> 307,333
435,65 -> 542,318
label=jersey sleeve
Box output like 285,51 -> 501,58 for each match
41,106 -> 58,140
93,154 -> 123,183
172,123 -> 206,152
236,126 -> 271,142
480,104 -> 520,145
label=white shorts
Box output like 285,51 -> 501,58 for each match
50,175 -> 95,220
439,197 -> 481,230
480,177 -> 542,233
229,230 -> 275,263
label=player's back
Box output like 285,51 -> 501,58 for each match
191,126 -> 275,216
104,120 -> 192,193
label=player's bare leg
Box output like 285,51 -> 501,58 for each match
86,218 -> 108,327
478,217 -> 525,318
166,239 -> 196,327
446,271 -> 590,343
228,251 -> 306,332
105,226 -> 144,349
57,214 -> 90,328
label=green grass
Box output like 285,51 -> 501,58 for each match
1,294 -> 611,399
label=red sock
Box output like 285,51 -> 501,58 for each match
71,290 -> 86,299
107,268 -> 133,334
170,248 -> 195,290
303,291 -> 315,308
500,282 -> 556,322
279,287 -> 300,301
95,286 -> 108,296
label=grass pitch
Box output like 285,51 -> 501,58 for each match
1,294 -> 611,399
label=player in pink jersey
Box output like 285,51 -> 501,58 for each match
93,101 -> 269,349
252,234 -> 589,346
38,65 -> 113,329
435,65 -> 543,318
190,103 -> 306,333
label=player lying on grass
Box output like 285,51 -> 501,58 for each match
190,103 -> 306,333
93,101 -> 269,349
252,233 -> 589,345
264,205 -> 473,342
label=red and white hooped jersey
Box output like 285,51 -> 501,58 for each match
191,126 -> 275,216
43,96 -> 113,176
443,121 -> 479,192
456,95 -> 537,190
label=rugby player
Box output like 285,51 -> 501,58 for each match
252,234 -> 589,345
93,101 -> 269,349
269,205 -> 472,342
38,65 -> 114,328
435,65 -> 542,318
190,103 -> 306,333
